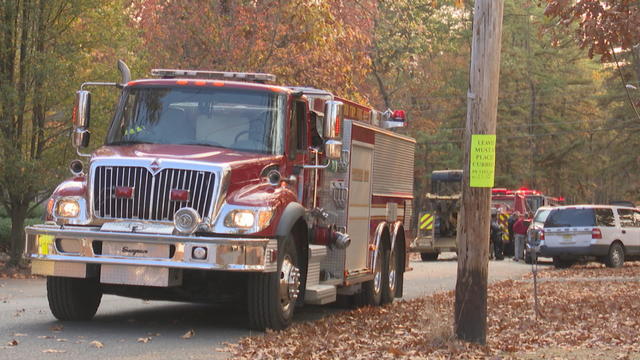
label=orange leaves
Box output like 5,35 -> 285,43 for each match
226,262 -> 640,359
542,0 -> 640,61
131,0 -> 371,98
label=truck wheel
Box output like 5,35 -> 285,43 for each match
381,245 -> 399,305
46,276 -> 102,321
605,242 -> 625,268
420,252 -> 439,261
248,236 -> 301,330
355,247 -> 384,307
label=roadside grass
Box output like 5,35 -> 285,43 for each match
227,262 -> 640,359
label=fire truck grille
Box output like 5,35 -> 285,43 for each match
92,166 -> 215,221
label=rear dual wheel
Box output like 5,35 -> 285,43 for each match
382,245 -> 399,305
356,247 -> 384,306
357,243 -> 401,307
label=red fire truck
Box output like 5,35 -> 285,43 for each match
491,187 -> 563,215
491,187 -> 563,255
24,62 -> 415,330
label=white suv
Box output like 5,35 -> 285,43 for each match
539,205 -> 640,268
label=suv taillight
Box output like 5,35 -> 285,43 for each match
539,230 -> 544,241
592,228 -> 602,239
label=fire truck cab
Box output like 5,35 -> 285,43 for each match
23,63 -> 415,330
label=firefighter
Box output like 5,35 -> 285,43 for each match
490,210 -> 504,260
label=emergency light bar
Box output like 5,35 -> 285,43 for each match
151,69 -> 277,83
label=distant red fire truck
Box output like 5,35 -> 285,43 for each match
24,62 -> 415,330
491,187 -> 563,255
491,187 -> 563,215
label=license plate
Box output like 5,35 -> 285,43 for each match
562,234 -> 573,240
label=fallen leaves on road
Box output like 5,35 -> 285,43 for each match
227,263 -> 640,359
49,325 -> 63,332
7,340 -> 18,347
42,349 -> 66,353
89,340 -> 104,348
0,258 -> 40,279
524,261 -> 640,279
181,329 -> 195,339
137,337 -> 152,343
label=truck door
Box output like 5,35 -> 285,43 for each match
289,99 -> 311,204
346,142 -> 373,271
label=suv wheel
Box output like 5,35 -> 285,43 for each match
605,242 -> 625,268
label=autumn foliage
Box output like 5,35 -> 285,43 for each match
543,0 -> 640,60
131,0 -> 372,101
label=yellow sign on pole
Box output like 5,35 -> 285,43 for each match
469,134 -> 496,188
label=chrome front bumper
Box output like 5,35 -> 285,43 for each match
25,225 -> 278,280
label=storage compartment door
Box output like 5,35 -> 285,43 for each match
346,142 -> 373,271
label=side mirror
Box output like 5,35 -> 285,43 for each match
323,100 -> 343,140
72,128 -> 90,148
323,100 -> 343,160
73,90 -> 91,129
324,139 -> 342,160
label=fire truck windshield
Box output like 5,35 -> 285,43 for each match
106,86 -> 286,154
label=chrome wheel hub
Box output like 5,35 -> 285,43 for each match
373,253 -> 382,295
279,256 -> 300,314
388,250 -> 397,293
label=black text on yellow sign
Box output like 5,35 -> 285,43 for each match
469,134 -> 496,188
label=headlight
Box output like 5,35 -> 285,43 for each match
224,209 -> 273,231
56,199 -> 80,218
226,210 -> 255,228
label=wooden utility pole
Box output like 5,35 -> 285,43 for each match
454,0 -> 504,344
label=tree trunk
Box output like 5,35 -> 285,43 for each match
9,204 -> 28,265
455,0 -> 504,345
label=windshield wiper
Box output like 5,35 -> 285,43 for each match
178,142 -> 227,149
108,140 -> 154,146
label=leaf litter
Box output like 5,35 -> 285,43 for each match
227,262 -> 640,359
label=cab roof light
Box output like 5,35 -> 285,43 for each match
391,110 -> 406,121
151,69 -> 277,83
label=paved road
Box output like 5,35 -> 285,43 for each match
0,254 -> 541,359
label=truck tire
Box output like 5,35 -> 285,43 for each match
420,252 -> 439,261
605,242 -> 625,268
248,235 -> 301,330
355,247 -> 384,307
46,276 -> 102,321
381,245 -> 399,305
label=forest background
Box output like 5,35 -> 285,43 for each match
0,0 -> 639,262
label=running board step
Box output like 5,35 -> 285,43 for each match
304,284 -> 337,305
304,245 -> 335,305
